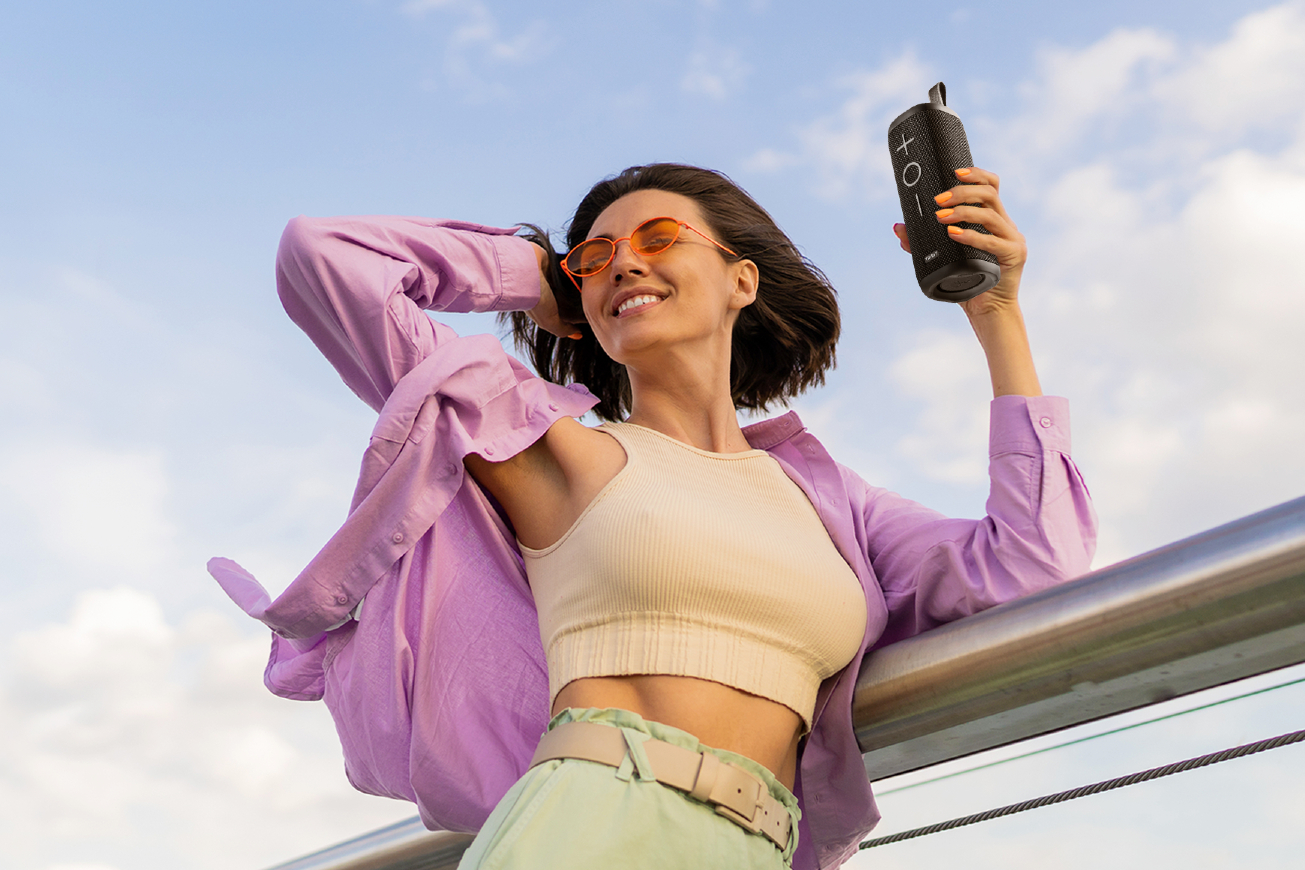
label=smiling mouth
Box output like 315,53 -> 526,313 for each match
615,294 -> 661,316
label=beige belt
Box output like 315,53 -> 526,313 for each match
530,721 -> 792,851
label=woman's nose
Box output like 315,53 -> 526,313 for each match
609,239 -> 648,281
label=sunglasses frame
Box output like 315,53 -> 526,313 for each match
560,216 -> 738,291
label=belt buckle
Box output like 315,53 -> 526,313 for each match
710,763 -> 765,833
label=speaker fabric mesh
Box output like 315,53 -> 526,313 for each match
888,107 -> 997,287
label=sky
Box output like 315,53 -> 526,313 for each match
2,1 -> 1304,868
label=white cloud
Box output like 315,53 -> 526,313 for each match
0,588 -> 412,870
0,356 -> 50,416
747,50 -> 933,199
401,0 -> 551,99
1,444 -> 178,574
766,4 -> 1305,562
681,46 -> 751,100
743,147 -> 799,173
887,330 -> 990,485
1008,27 -> 1176,160
1015,13 -> 1305,557
1155,3 -> 1305,135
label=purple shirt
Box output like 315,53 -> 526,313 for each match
209,216 -> 1097,870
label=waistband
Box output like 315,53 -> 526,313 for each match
536,708 -> 800,854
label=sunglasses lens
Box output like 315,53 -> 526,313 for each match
631,218 -> 681,255
565,240 -> 614,277
563,219 -> 684,279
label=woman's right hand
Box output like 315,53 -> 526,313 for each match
527,243 -> 586,340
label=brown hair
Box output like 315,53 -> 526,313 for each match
505,164 -> 840,421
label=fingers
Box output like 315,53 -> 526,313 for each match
935,206 -> 1026,268
527,289 -> 588,340
933,167 -> 1014,225
895,167 -> 1024,268
955,166 -> 1000,192
892,222 -> 911,253
932,167 -> 1025,268
934,203 -> 1013,238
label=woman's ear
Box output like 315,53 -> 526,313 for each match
729,259 -> 760,310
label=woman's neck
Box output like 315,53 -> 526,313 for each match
624,352 -> 751,454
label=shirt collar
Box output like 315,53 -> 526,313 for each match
742,410 -> 805,450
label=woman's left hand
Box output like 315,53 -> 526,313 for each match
892,166 -> 1027,320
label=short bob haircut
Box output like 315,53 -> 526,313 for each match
504,164 -> 840,422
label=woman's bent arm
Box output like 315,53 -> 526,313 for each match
851,395 -> 1096,645
275,215 -> 542,410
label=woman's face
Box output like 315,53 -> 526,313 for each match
578,189 -> 757,366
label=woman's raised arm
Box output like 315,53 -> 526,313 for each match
893,166 -> 1042,398
876,169 -> 1095,641
275,215 -> 545,411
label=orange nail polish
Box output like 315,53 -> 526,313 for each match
569,333 -> 583,340
955,168 -> 972,177
947,225 -> 964,236
935,208 -> 955,218
934,191 -> 953,205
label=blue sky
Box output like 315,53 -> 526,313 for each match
2,2 -> 1303,869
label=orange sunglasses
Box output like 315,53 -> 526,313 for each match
560,216 -> 737,290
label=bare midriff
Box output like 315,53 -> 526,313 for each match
552,674 -> 804,790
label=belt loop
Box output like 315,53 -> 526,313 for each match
689,751 -> 721,802
618,728 -> 658,783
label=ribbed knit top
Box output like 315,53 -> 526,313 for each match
520,422 -> 867,732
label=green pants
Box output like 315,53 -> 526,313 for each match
457,707 -> 801,869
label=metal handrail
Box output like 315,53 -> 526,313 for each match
264,818 -> 471,870
265,495 -> 1305,870
855,494 -> 1305,778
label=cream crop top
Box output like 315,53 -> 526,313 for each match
519,422 -> 868,732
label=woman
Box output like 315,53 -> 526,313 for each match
210,163 -> 1095,870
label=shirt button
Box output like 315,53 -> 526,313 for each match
335,594 -> 348,605
484,447 -> 495,456
1039,416 -> 1053,428
392,532 -> 405,544
444,464 -> 458,477
548,403 -> 560,412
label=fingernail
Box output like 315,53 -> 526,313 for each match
569,333 -> 583,340
934,191 -> 953,205
955,168 -> 972,177
935,208 -> 955,219
947,225 -> 964,236
893,222 -> 904,232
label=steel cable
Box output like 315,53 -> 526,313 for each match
859,728 -> 1305,850
875,675 -> 1305,797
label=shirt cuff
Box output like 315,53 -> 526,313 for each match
989,395 -> 1071,456
495,234 -> 544,312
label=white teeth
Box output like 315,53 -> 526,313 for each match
617,294 -> 660,314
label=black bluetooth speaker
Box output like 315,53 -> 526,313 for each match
887,82 -> 999,302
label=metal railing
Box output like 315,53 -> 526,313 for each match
856,494 -> 1305,778
266,819 -> 472,870
267,495 -> 1305,870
